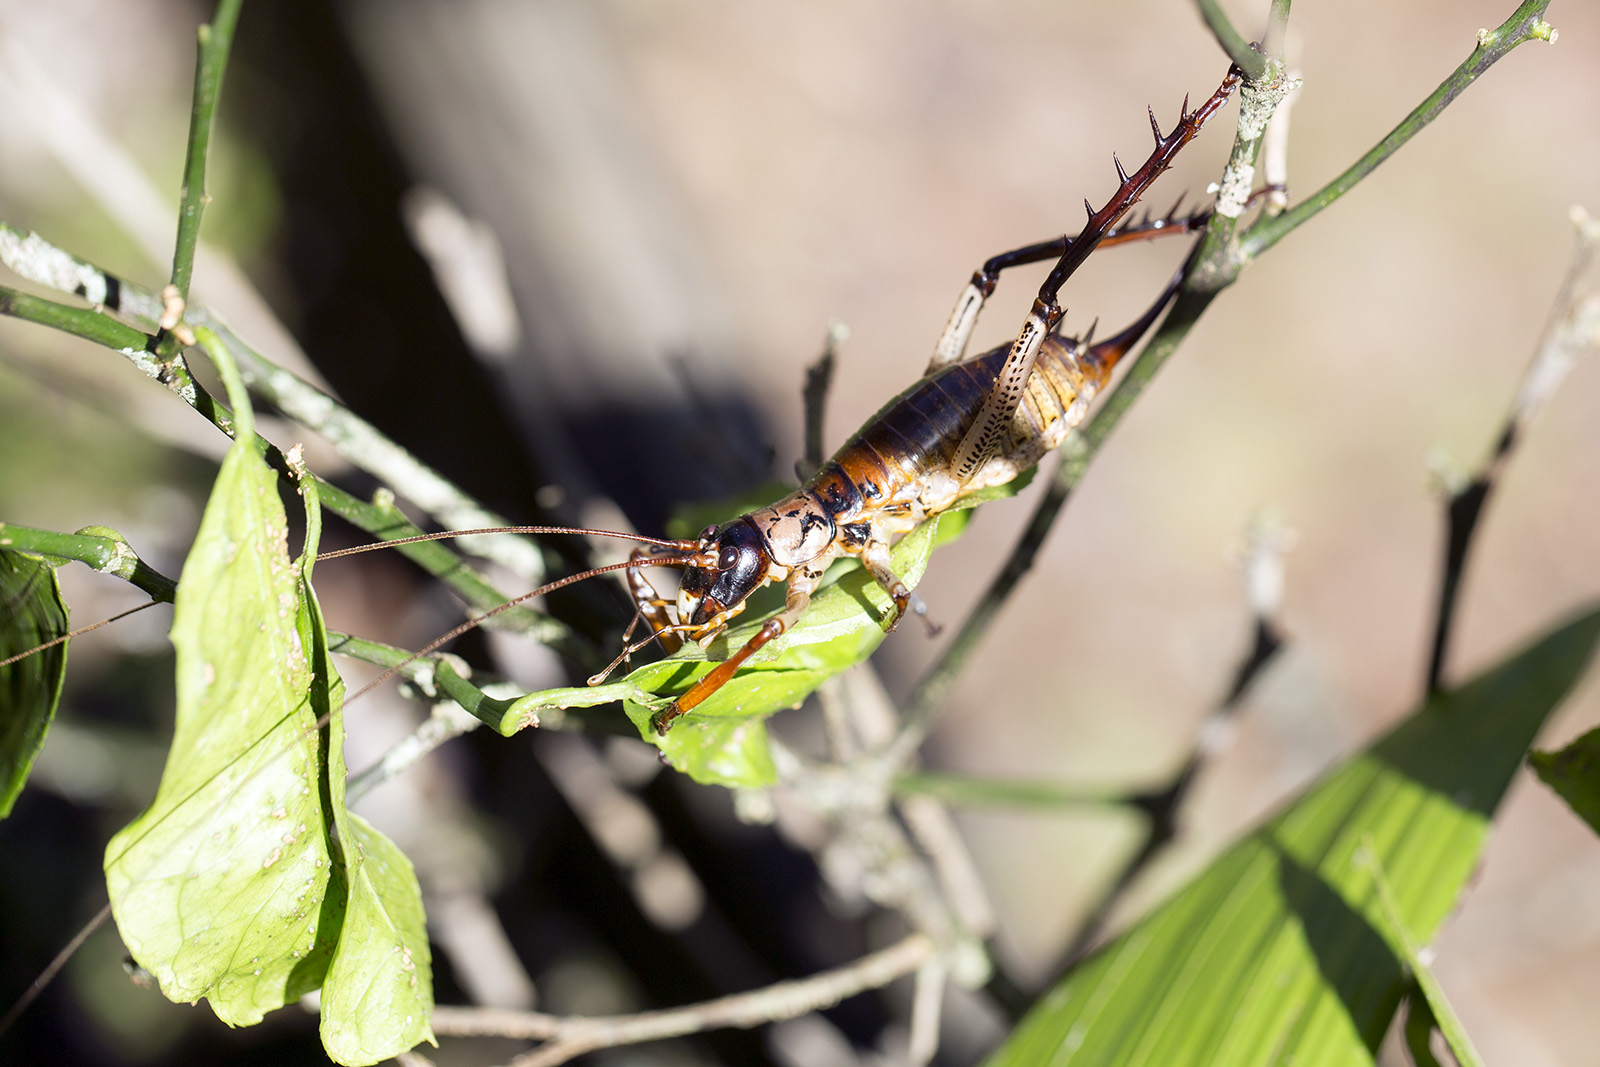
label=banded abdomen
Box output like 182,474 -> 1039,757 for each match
816,334 -> 1107,515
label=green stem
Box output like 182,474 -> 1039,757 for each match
1194,0 -> 1267,80
169,0 -> 242,303
894,771 -> 1133,810
1242,0 -> 1555,259
0,523 -> 178,603
0,282 -> 590,660
0,221 -> 560,588
0,285 -> 151,352
432,660 -> 519,731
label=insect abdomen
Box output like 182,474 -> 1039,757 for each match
820,335 -> 1100,508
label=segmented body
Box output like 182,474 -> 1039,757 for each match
749,331 -> 1108,580
631,67 -> 1241,732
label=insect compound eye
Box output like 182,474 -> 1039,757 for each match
718,545 -> 741,571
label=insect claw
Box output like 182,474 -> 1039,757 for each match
1148,105 -> 1163,144
1113,151 -> 1129,183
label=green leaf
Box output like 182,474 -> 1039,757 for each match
986,605 -> 1600,1067
0,549 -> 69,817
1366,841 -> 1485,1067
1529,725 -> 1600,837
104,434 -> 342,1026
320,814 -> 433,1062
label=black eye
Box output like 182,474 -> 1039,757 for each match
718,546 -> 741,570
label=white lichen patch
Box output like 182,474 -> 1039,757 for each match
0,227 -> 111,303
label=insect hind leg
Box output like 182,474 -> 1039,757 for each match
925,203 -> 1211,376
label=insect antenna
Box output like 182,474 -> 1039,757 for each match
343,552 -> 698,706
0,600 -> 163,669
317,524 -> 699,562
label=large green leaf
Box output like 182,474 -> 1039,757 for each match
987,606 -> 1600,1067
104,436 -> 344,1025
0,549 -> 69,817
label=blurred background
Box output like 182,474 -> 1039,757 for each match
1,0 -> 1597,1064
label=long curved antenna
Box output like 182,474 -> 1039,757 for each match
0,600 -> 162,669
344,553 -> 697,706
318,525 -> 700,561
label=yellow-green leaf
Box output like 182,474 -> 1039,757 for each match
104,435 -> 341,1025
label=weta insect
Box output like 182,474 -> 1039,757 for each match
606,67 -> 1243,733
327,66 -> 1243,736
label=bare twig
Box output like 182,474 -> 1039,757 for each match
0,219 -> 558,588
1240,1 -> 1557,260
428,933 -> 933,1067
347,699 -> 484,804
1425,206 -> 1600,693
907,957 -> 946,1067
797,321 -> 846,481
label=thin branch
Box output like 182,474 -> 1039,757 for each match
894,772 -> 1140,810
1425,206 -> 1600,693
1261,1 -> 1292,61
167,0 -> 241,304
1194,0 -> 1268,80
0,523 -> 178,603
0,284 -> 152,353
0,219 -> 560,588
797,322 -> 845,481
347,699 -> 484,804
1241,0 -> 1556,259
907,958 -> 946,1067
428,934 -> 933,1067
0,278 -> 588,657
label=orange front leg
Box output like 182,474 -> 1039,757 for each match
652,556 -> 830,734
